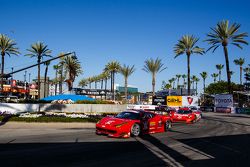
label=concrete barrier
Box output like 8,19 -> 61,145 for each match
0,103 -> 127,114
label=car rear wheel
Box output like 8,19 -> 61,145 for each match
131,123 -> 140,137
165,120 -> 172,131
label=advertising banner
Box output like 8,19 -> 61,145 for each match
167,96 -> 182,107
214,94 -> 233,108
152,96 -> 167,105
182,96 -> 199,107
127,105 -> 156,110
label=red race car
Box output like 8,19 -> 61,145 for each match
96,110 -> 172,138
170,107 -> 202,123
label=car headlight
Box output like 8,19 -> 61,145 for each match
115,122 -> 128,128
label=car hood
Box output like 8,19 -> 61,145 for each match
98,117 -> 132,126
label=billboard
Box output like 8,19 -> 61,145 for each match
167,96 -> 182,106
182,96 -> 199,107
214,94 -> 233,108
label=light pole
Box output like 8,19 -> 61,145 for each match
29,73 -> 31,83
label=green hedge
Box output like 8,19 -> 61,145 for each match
0,116 -> 101,123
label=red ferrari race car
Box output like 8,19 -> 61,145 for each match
96,110 -> 172,138
170,107 -> 202,124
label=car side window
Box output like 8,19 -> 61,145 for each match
143,113 -> 155,119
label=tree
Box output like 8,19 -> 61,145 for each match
174,35 -> 204,95
26,42 -> 51,99
205,20 -> 248,93
215,64 -> 224,81
194,77 -> 200,95
168,78 -> 174,89
104,61 -> 120,100
53,65 -> 59,95
182,74 -> 187,88
211,73 -> 219,83
62,54 -> 82,91
191,75 -> 197,90
0,34 -> 20,94
78,78 -> 88,88
119,64 -> 135,103
176,74 -> 181,88
143,58 -> 166,96
200,71 -> 208,93
234,58 -> 245,85
205,81 -> 244,95
44,61 -> 50,97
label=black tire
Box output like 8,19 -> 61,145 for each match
165,120 -> 172,131
131,123 -> 141,137
192,115 -> 197,123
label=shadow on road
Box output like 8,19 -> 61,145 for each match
203,117 -> 250,127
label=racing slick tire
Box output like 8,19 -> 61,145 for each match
192,115 -> 197,123
131,123 -> 141,137
165,120 -> 172,131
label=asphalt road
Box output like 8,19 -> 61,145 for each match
0,112 -> 250,167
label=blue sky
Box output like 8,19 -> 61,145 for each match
1,0 -> 250,93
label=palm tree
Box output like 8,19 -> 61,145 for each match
211,73 -> 219,83
176,74 -> 181,88
205,20 -> 248,93
53,65 -> 59,95
143,58 -> 166,96
165,83 -> 172,89
87,77 -> 94,89
172,77 -> 176,89
216,64 -> 224,81
191,75 -> 197,90
44,61 -> 50,97
234,58 -> 245,84
168,78 -> 174,89
182,74 -> 187,88
243,67 -> 250,83
26,42 -> 51,99
174,35 -> 205,95
194,77 -> 200,95
62,54 -> 83,91
79,78 -> 88,88
200,71 -> 208,93
119,64 -> 135,103
104,61 -> 120,100
0,34 -> 20,93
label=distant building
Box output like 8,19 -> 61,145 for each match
116,85 -> 138,94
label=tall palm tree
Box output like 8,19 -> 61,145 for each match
200,71 -> 208,93
176,74 -> 181,88
0,34 -> 20,93
216,64 -> 224,81
234,58 -> 245,84
143,58 -> 166,96
174,35 -> 205,95
44,61 -> 50,97
53,65 -> 59,95
104,61 -> 120,100
78,78 -> 88,88
211,73 -> 219,83
119,64 -> 135,103
168,78 -> 174,89
26,42 -> 51,99
172,77 -> 176,89
62,54 -> 82,91
205,20 -> 248,93
182,74 -> 187,88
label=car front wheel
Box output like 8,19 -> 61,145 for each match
131,123 -> 141,137
165,120 -> 172,131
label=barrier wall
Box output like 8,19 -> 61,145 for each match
0,103 -> 127,114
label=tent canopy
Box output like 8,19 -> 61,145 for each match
41,94 -> 95,102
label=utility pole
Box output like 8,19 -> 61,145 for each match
29,73 -> 31,83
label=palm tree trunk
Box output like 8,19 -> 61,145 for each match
101,79 -> 103,89
44,65 -> 48,98
223,46 -> 231,93
37,57 -> 41,99
219,70 -> 221,81
124,77 -> 128,104
152,73 -> 156,96
55,69 -> 58,95
1,53 -> 5,94
187,54 -> 191,95
240,66 -> 242,85
113,72 -> 115,100
195,82 -> 198,95
203,79 -> 205,93
105,78 -> 107,100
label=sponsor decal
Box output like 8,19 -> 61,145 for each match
187,97 -> 193,105
150,122 -> 156,126
167,96 -> 182,106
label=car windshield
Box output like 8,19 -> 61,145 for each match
177,110 -> 192,114
116,112 -> 140,120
